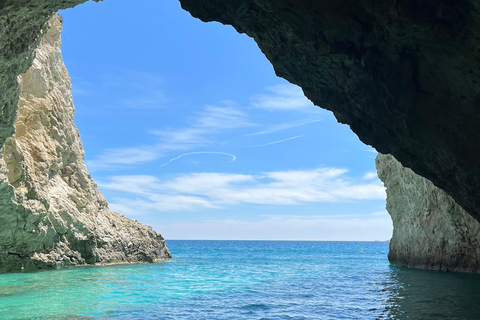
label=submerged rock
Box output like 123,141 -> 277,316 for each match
377,154 -> 480,273
0,15 -> 171,272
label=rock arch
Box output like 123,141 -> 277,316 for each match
2,0 -> 480,272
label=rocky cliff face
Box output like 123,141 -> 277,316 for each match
2,0 -> 480,273
377,153 -> 480,273
0,15 -> 171,272
2,1 -> 480,227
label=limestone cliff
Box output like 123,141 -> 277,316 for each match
0,15 -> 171,272
376,153 -> 480,273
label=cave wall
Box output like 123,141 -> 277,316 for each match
1,0 -> 480,272
377,154 -> 480,273
0,15 -> 170,272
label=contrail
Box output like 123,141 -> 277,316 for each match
247,135 -> 303,147
160,151 -> 237,167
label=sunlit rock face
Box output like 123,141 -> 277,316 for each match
179,0 -> 480,225
0,15 -> 171,272
377,154 -> 480,273
0,0 -> 90,148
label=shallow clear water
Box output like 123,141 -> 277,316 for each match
1,241 -> 480,319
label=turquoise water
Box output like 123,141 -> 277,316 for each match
1,241 -> 480,319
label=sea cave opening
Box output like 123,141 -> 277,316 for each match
5,0 -> 480,319
59,0 -> 392,243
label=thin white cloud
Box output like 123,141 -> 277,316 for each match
86,104 -> 250,171
99,175 -> 160,196
160,151 -> 236,167
153,214 -> 392,241
193,105 -> 252,129
85,84 -> 321,171
246,118 -> 322,136
100,167 -> 386,212
150,127 -> 210,151
85,147 -> 159,170
149,105 -> 252,150
247,135 -> 303,147
363,172 -> 378,180
250,84 -> 315,111
109,195 -> 218,214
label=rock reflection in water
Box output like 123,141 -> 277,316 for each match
380,266 -> 480,319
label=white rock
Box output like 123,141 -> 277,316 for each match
0,15 -> 171,272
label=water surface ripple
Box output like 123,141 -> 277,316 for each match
1,241 -> 480,319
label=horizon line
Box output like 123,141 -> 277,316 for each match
165,239 -> 391,242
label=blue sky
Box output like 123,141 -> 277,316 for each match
59,0 -> 392,240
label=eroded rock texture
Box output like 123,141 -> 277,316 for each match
0,15 -> 171,272
2,0 -> 480,273
179,0 -> 480,225
0,0 -> 90,148
377,153 -> 480,273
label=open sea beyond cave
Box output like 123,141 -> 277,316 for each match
1,241 -> 480,319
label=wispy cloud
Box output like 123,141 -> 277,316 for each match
246,118 -> 322,136
363,172 -> 378,180
250,84 -> 315,111
160,151 -> 236,167
99,168 -> 386,213
109,195 -> 218,214
192,104 -> 252,129
149,105 -> 252,150
85,147 -> 159,170
84,84 -> 321,171
86,104 -> 251,171
247,135 -> 303,147
154,214 -> 392,241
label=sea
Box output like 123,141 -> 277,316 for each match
1,240 -> 480,320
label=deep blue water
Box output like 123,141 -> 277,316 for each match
1,240 -> 480,319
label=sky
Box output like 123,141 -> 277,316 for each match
59,0 -> 392,241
